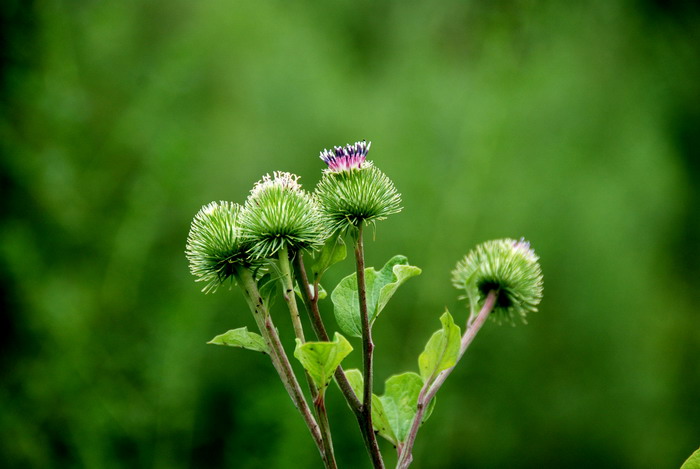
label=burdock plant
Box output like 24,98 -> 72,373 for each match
240,171 -> 326,258
185,140 -> 544,469
186,201 -> 248,293
315,140 -> 401,233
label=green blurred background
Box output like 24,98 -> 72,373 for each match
1,0 -> 699,468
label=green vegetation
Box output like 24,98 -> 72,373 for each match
1,1 -> 698,468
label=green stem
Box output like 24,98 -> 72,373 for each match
295,251 -> 385,464
278,247 -> 337,469
278,245 -> 306,342
234,267 -> 330,467
354,223 -> 385,469
395,290 -> 498,469
294,252 -> 363,411
315,393 -> 338,469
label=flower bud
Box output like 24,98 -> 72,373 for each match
452,238 -> 543,323
240,171 -> 326,259
315,140 -> 401,233
186,201 -> 249,293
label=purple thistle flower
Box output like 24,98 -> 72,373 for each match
319,140 -> 371,172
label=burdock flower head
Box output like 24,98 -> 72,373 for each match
315,140 -> 402,233
186,201 -> 250,293
452,238 -> 543,324
240,171 -> 326,259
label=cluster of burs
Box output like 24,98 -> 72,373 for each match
185,140 -> 543,469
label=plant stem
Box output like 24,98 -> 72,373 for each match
294,252 -> 363,411
262,314 -> 334,469
278,245 -> 306,342
278,247 -> 338,469
354,223 -> 385,469
278,246 -> 316,399
234,267 -> 330,467
295,252 -> 385,466
315,394 -> 338,469
396,290 -> 498,469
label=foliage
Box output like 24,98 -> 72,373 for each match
1,1 -> 699,468
208,327 -> 269,354
331,255 -> 421,338
682,447 -> 700,469
418,312 -> 461,383
294,333 -> 353,394
183,134 -> 544,469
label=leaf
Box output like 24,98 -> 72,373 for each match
331,276 -> 362,337
344,368 -> 364,398
207,327 -> 269,353
379,372 -> 425,443
293,333 -> 353,392
311,235 -> 347,281
345,369 -> 398,446
376,261 -> 422,318
257,273 -> 278,306
331,275 -> 362,337
331,255 -> 421,338
418,311 -> 462,383
682,447 -> 700,469
371,394 -> 397,446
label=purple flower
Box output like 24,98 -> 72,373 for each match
319,140 -> 371,172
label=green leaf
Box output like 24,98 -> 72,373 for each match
331,255 -> 421,338
344,369 -> 398,446
344,368 -> 364,398
682,447 -> 700,469
376,261 -> 422,317
379,372 -> 425,443
293,333 -> 353,392
257,273 -> 278,306
311,235 -> 347,281
207,327 -> 269,353
331,275 -> 362,337
418,311 -> 462,383
371,393 -> 397,446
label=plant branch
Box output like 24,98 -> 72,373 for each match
294,252 -> 363,412
278,246 -> 320,398
296,251 -> 386,466
234,267 -> 329,466
278,245 -> 306,342
315,394 -> 337,469
294,252 -> 329,338
396,290 -> 498,469
354,223 -> 385,469
278,247 -> 337,469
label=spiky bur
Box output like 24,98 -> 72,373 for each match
452,238 -> 543,324
186,201 -> 250,293
315,140 -> 402,233
239,171 -> 327,259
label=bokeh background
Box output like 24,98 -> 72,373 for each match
1,0 -> 699,468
